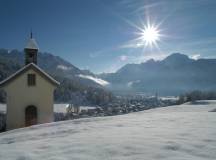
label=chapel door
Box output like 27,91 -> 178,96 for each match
25,105 -> 37,126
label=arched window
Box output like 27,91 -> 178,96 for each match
25,105 -> 37,127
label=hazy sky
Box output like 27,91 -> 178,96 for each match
1,0 -> 216,73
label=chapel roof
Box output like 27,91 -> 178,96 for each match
0,63 -> 60,87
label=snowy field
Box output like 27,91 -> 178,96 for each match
0,100 -> 216,160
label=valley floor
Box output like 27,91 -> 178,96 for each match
0,100 -> 215,160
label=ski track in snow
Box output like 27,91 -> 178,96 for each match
0,100 -> 216,160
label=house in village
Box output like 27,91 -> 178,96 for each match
0,33 -> 60,130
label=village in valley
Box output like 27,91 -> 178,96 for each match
54,95 -> 178,121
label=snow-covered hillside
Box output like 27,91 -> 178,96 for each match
78,74 -> 110,86
0,100 -> 216,160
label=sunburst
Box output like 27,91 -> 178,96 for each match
138,24 -> 161,48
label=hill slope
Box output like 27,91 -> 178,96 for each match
0,49 -> 112,105
100,53 -> 216,95
0,100 -> 215,160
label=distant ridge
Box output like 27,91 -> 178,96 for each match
100,53 -> 216,95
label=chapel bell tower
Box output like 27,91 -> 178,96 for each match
24,31 -> 39,65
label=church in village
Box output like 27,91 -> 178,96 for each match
0,33 -> 60,130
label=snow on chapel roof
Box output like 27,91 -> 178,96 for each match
0,63 -> 60,87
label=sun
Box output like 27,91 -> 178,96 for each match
140,24 -> 160,47
121,19 -> 163,49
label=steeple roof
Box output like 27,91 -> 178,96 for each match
25,32 -> 39,50
25,38 -> 39,50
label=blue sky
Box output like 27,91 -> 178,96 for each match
1,0 -> 216,73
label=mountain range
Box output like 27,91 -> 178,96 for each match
1,49 -> 216,99
100,53 -> 216,96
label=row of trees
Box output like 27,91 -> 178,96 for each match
177,90 -> 216,104
54,76 -> 114,105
